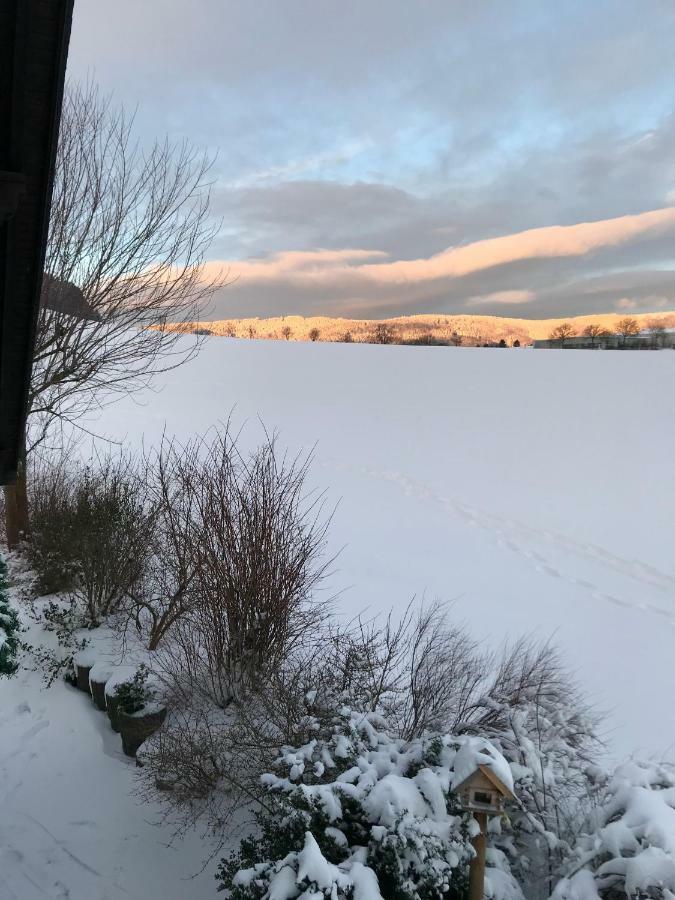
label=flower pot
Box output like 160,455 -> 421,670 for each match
88,663 -> 117,711
103,666 -> 139,732
106,692 -> 123,732
76,662 -> 93,692
118,704 -> 167,758
73,648 -> 98,694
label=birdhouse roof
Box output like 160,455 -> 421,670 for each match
453,763 -> 515,801
451,737 -> 515,799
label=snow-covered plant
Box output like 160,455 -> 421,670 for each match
217,703 -> 521,900
0,555 -> 20,676
22,595 -> 90,687
550,760 -> 675,900
326,612 -> 601,898
115,664 -> 153,714
477,643 -> 601,898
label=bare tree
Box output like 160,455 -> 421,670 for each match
281,325 -> 292,341
549,323 -> 576,347
615,316 -> 640,346
4,82 -> 222,547
123,437 -> 201,650
308,327 -> 320,342
582,324 -> 610,348
645,317 -> 668,349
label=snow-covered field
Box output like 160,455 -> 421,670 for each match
2,339 -> 675,899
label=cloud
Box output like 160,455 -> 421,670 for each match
466,290 -> 535,307
209,207 -> 675,292
66,1 -> 675,320
615,297 -> 638,310
223,141 -> 373,190
355,207 -> 675,285
202,248 -> 387,286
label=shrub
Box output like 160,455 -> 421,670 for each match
122,436 -> 202,650
551,761 -> 675,900
28,452 -> 154,626
216,705 -> 492,900
68,457 -> 154,625
0,555 -> 20,676
27,456 -> 80,594
142,600 -> 600,890
21,595 -> 91,687
450,640 -> 602,897
114,664 -> 153,714
152,427 -> 334,707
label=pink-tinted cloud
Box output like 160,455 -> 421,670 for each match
200,248 -> 386,285
207,207 -> 675,294
357,206 -> 675,284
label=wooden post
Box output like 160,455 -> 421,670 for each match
469,811 -> 487,900
3,449 -> 29,550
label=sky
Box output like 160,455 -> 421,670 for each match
66,1 -> 675,321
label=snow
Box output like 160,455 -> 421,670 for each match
451,736 -> 515,794
90,338 -> 675,762
296,832 -> 347,891
73,646 -> 99,668
104,665 -> 141,697
2,338 -> 675,898
88,661 -> 118,685
0,618 -> 220,898
552,760 -> 675,900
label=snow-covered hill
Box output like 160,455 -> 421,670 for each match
2,338 -> 674,899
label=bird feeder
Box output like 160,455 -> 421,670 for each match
454,760 -> 514,900
454,763 -> 513,816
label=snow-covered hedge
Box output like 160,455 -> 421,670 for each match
0,554 -> 20,676
217,704 -> 522,900
484,685 -> 600,896
551,761 -> 675,900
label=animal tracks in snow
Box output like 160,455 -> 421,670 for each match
327,460 -> 675,626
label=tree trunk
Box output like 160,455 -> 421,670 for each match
4,446 -> 29,550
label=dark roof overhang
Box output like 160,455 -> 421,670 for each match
0,0 -> 74,483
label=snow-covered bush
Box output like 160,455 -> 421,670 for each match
474,642 -> 601,898
551,760 -> 675,900
0,554 -> 20,675
216,703 -> 522,900
142,601 -> 599,900
114,664 -> 154,714
20,595 -> 90,687
310,610 -> 601,898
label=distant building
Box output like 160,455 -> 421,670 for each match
533,329 -> 675,350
